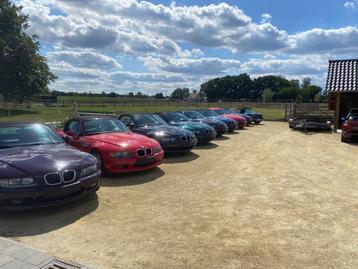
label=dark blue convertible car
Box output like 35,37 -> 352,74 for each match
0,122 -> 101,211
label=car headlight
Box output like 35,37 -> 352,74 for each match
154,145 -> 162,153
80,164 -> 99,178
110,151 -> 132,159
154,131 -> 167,137
0,177 -> 37,188
161,137 -> 177,143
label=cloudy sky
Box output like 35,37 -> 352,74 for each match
17,0 -> 358,95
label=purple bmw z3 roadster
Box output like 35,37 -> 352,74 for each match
0,122 -> 101,211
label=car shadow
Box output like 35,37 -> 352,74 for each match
215,135 -> 230,141
226,131 -> 239,135
0,193 -> 99,237
195,142 -> 218,150
291,129 -> 334,136
163,152 -> 199,163
101,167 -> 165,187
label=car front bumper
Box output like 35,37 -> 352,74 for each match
195,132 -> 216,143
104,151 -> 164,173
161,140 -> 198,153
0,173 -> 100,211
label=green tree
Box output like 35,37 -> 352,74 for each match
302,77 -> 311,89
262,89 -> 273,102
253,75 -> 291,98
154,92 -> 164,99
0,0 -> 56,103
171,88 -> 190,100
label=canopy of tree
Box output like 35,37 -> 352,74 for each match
170,87 -> 190,100
0,0 -> 56,103
200,74 -> 322,102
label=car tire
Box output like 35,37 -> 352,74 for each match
92,150 -> 108,176
341,135 -> 350,143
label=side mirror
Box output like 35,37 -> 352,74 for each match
129,122 -> 135,128
63,136 -> 70,143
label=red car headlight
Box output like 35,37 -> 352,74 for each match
154,145 -> 162,154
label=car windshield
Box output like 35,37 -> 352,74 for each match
164,112 -> 190,122
226,109 -> 239,114
200,110 -> 218,117
244,108 -> 255,113
83,118 -> 129,135
183,111 -> 204,119
214,109 -> 230,115
133,114 -> 167,127
348,110 -> 358,119
0,123 -> 63,149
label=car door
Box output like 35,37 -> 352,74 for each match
63,120 -> 82,148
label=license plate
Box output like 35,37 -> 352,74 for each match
135,157 -> 155,166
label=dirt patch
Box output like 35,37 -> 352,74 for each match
1,122 -> 358,268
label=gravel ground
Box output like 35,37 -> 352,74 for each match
1,122 -> 358,269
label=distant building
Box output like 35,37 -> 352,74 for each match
326,59 -> 358,129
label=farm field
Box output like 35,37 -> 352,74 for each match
0,105 -> 285,122
0,122 -> 357,269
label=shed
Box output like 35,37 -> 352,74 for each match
326,59 -> 358,130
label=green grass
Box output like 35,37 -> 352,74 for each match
0,105 -> 286,122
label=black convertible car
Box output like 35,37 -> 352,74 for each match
182,111 -> 228,136
119,113 -> 198,153
0,122 -> 101,211
157,112 -> 216,143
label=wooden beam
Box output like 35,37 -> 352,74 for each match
334,93 -> 341,131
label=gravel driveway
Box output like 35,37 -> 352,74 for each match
1,122 -> 358,269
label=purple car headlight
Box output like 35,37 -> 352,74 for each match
80,164 -> 99,178
0,177 -> 38,188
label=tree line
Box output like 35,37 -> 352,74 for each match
199,74 -> 324,102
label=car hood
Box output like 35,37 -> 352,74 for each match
134,124 -> 192,137
223,114 -> 244,120
190,118 -> 220,125
86,132 -> 158,150
169,121 -> 210,131
347,119 -> 358,126
0,143 -> 96,176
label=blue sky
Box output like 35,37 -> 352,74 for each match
18,0 -> 358,95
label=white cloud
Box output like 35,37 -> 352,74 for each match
260,13 -> 272,24
48,51 -> 122,69
139,56 -> 241,75
15,0 -> 358,93
344,1 -> 357,9
288,26 -> 358,54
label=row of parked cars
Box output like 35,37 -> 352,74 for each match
0,108 -> 263,211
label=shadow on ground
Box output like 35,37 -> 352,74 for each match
0,193 -> 99,237
101,167 -> 165,187
226,131 -> 239,135
195,142 -> 218,150
163,152 -> 199,163
215,136 -> 230,141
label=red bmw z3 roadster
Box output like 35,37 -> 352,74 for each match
58,116 -> 164,174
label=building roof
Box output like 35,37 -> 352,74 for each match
326,59 -> 358,92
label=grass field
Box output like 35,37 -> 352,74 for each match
0,105 -> 286,122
